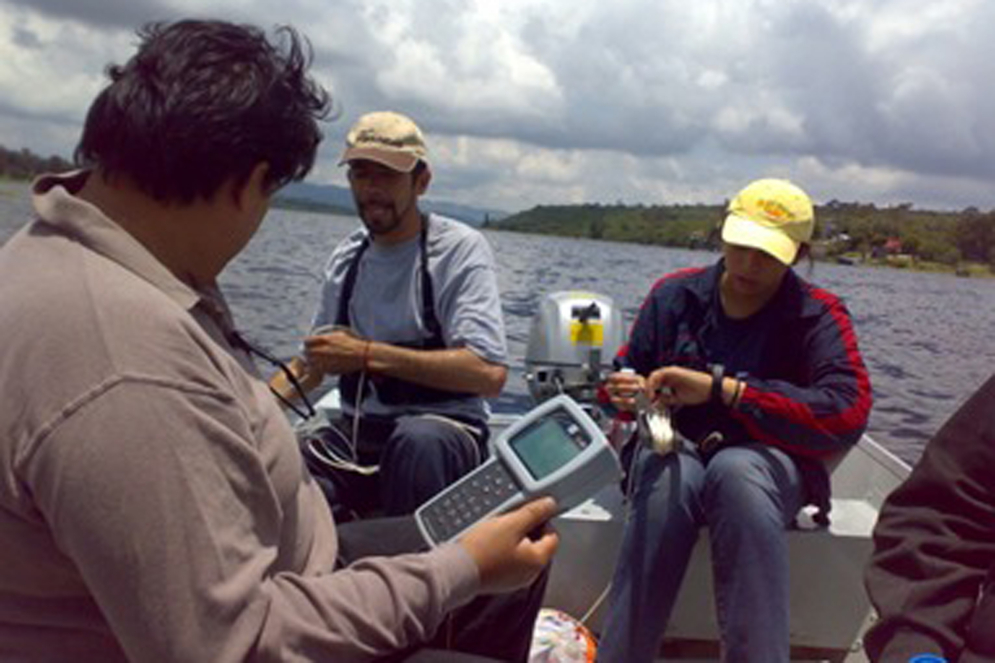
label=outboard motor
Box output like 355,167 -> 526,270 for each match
524,291 -> 626,407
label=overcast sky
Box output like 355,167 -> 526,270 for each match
2,0 -> 994,213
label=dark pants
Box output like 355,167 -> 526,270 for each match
303,414 -> 486,520
337,515 -> 549,663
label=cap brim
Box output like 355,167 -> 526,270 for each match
338,146 -> 420,172
721,213 -> 798,265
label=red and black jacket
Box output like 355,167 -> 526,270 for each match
618,260 -> 873,520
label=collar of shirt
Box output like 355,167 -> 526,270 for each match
31,170 -> 215,318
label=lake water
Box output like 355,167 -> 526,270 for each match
4,180 -> 995,466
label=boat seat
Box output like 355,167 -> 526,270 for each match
826,497 -> 879,537
796,497 -> 879,538
547,488 -> 880,657
539,431 -> 911,660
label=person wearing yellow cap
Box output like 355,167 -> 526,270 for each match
274,111 -> 510,523
596,178 -> 873,662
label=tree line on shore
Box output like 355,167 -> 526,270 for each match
0,144 -> 73,181
491,200 -> 995,274
6,141 -> 994,273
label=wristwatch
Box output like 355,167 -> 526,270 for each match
710,363 -> 725,405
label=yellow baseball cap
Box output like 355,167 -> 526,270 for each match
339,111 -> 428,172
721,178 -> 814,265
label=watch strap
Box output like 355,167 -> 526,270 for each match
710,363 -> 725,405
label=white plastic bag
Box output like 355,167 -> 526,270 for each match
528,608 -> 597,663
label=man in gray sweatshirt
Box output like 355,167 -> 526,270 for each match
0,19 -> 557,663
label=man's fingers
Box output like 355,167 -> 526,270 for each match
526,528 -> 560,560
506,497 -> 557,534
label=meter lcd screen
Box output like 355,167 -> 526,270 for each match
509,411 -> 586,480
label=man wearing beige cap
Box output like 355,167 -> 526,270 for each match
596,178 -> 872,662
287,111 -> 509,521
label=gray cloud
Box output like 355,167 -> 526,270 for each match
0,0 -> 176,30
720,1 -> 995,180
4,0 -> 995,211
11,25 -> 42,48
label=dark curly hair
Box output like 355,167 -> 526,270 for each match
75,19 -> 331,203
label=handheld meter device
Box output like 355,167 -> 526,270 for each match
414,394 -> 621,547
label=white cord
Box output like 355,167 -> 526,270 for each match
307,436 -> 379,475
566,369 -> 654,627
307,361 -> 380,476
577,413 -> 645,629
415,413 -> 484,465
351,369 -> 366,454
579,582 -> 613,626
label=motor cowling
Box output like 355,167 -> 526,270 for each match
524,291 -> 626,406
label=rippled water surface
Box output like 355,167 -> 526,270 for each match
4,183 -> 995,466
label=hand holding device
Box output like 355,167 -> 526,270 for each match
458,497 -> 559,595
606,369 -> 645,412
646,365 -> 712,406
415,394 -> 622,546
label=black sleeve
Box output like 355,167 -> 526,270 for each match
732,296 -> 871,458
620,288 -> 663,374
863,373 -> 995,661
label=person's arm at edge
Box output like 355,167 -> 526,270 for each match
863,373 -> 995,662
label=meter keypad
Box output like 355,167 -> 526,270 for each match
420,461 -> 520,543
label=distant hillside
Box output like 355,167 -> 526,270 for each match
275,181 -> 508,227
490,200 -> 995,274
423,200 -> 509,227
274,182 -> 355,216
493,203 -> 723,248
0,143 -> 507,226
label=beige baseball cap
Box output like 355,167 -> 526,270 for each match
722,178 -> 815,265
338,111 -> 428,172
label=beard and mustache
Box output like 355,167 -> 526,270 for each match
356,193 -> 417,237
